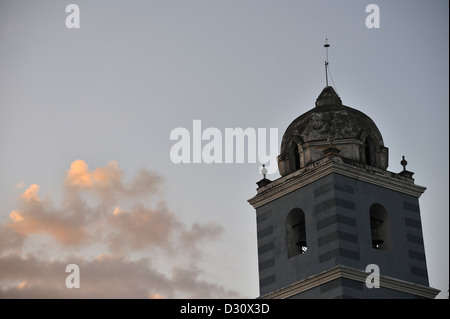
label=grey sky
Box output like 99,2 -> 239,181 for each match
0,0 -> 448,298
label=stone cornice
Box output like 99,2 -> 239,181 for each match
248,156 -> 426,209
258,266 -> 440,299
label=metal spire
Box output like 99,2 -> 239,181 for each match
324,39 -> 330,87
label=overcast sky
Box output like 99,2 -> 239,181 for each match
0,0 -> 448,298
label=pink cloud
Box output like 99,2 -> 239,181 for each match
0,160 -> 235,298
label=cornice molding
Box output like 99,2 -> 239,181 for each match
248,156 -> 426,209
259,266 -> 440,299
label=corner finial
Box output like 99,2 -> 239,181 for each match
401,156 -> 408,171
256,164 -> 271,188
399,155 -> 414,180
261,164 -> 268,179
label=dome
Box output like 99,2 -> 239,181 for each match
278,86 -> 389,177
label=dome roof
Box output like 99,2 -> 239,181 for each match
278,86 -> 388,176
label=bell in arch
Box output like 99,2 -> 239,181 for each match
370,217 -> 384,249
293,222 -> 307,253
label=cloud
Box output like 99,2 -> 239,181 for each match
21,184 -> 40,202
0,254 -> 165,298
180,222 -> 224,258
62,160 -> 164,213
0,227 -> 24,252
1,160 -> 166,249
65,159 -> 96,188
14,181 -> 25,189
0,160 -> 237,298
181,222 -> 224,247
64,159 -> 162,201
107,203 -> 181,252
0,253 -> 240,298
170,266 -> 241,299
6,184 -> 88,246
106,204 -> 225,256
65,159 -> 122,189
113,206 -> 121,215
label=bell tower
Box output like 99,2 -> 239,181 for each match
248,86 -> 440,299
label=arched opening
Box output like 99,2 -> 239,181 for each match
294,147 -> 300,170
286,208 -> 307,258
365,136 -> 377,166
289,143 -> 301,171
369,204 -> 391,251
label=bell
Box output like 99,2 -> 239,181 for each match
370,218 -> 384,249
371,229 -> 384,249
294,226 -> 307,253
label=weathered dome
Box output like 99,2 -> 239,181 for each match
278,86 -> 388,177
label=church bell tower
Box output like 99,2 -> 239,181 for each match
248,86 -> 440,299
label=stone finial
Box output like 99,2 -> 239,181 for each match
261,164 -> 268,179
256,164 -> 271,188
399,155 -> 414,180
401,156 -> 408,171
